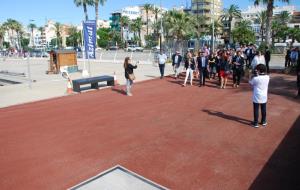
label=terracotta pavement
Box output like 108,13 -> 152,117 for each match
0,73 -> 299,190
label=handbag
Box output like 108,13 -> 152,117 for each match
128,72 -> 136,80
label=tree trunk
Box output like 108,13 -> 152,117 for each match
84,4 -> 88,21
265,0 -> 274,47
139,30 -> 141,46
146,12 -> 149,36
95,1 -> 99,47
229,18 -> 232,44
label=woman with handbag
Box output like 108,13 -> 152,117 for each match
124,57 -> 137,96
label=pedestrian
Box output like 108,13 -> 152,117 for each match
172,50 -> 182,79
219,51 -> 230,89
251,51 -> 266,71
158,50 -> 168,79
244,44 -> 254,68
183,52 -> 196,86
290,47 -> 299,67
264,46 -> 271,74
124,57 -> 137,96
197,51 -> 209,86
208,52 -> 217,79
249,64 -> 270,128
232,50 -> 245,88
285,48 -> 291,68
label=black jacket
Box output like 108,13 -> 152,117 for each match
172,54 -> 182,67
184,58 -> 196,70
125,64 -> 137,79
232,56 -> 245,70
265,50 -> 271,62
197,56 -> 208,70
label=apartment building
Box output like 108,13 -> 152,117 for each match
191,0 -> 223,21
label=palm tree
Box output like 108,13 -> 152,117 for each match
74,0 -> 93,21
94,0 -> 106,26
143,3 -> 153,36
288,28 -> 300,45
232,20 -> 255,44
255,11 -> 267,42
152,6 -> 160,38
54,22 -> 62,48
276,11 -> 291,25
3,19 -> 22,49
167,11 -> 194,52
131,17 -> 143,46
0,24 -> 5,49
221,4 -> 242,44
120,16 -> 130,44
254,0 -> 290,46
28,23 -> 37,48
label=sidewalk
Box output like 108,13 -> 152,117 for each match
0,58 -> 174,108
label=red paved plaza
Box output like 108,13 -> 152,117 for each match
0,74 -> 299,190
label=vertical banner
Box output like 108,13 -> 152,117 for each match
83,20 -> 96,59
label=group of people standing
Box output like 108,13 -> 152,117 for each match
171,45 -> 269,90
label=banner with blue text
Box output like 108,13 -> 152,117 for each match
83,20 -> 96,59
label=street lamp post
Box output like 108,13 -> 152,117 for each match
159,0 -> 163,54
211,0 -> 215,52
27,19 -> 35,89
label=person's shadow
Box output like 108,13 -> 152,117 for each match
111,87 -> 126,95
202,109 -> 252,126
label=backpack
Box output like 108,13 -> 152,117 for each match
291,51 -> 298,62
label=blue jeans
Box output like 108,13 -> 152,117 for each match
199,68 -> 207,85
126,79 -> 133,94
159,64 -> 165,77
253,102 -> 267,125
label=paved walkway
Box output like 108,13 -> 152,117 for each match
0,73 -> 299,190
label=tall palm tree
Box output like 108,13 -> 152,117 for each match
167,11 -> 194,52
54,22 -> 62,48
3,19 -> 22,49
94,0 -> 106,26
0,24 -> 5,49
74,0 -> 93,21
131,17 -> 143,46
143,3 -> 153,36
254,0 -> 290,46
221,4 -> 242,44
152,6 -> 160,38
120,16 -> 130,44
255,11 -> 267,42
28,23 -> 37,48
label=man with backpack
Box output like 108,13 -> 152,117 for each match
290,47 -> 299,67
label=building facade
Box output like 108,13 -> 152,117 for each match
241,5 -> 296,43
191,0 -> 222,21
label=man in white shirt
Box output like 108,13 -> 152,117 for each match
249,64 -> 270,128
158,51 -> 168,79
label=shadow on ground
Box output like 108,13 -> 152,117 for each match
202,109 -> 252,126
249,116 -> 300,190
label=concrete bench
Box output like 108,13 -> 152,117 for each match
72,75 -> 114,93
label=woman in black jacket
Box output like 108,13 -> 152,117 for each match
183,52 -> 196,86
124,57 -> 137,96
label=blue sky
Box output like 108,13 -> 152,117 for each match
0,0 -> 299,27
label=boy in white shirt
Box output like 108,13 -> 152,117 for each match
249,64 -> 270,128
